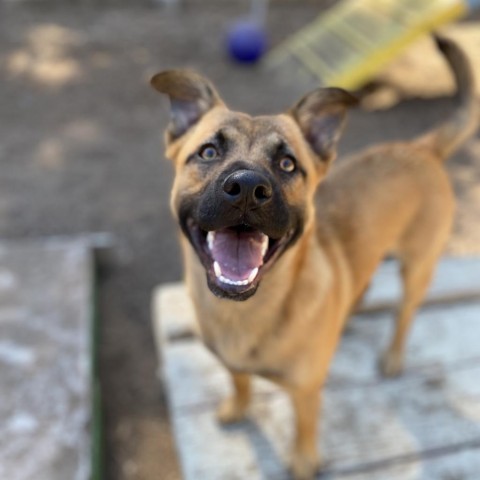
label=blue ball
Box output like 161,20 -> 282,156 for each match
226,21 -> 267,64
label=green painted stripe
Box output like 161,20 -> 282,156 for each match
89,255 -> 103,480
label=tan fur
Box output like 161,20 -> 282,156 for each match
151,36 -> 478,479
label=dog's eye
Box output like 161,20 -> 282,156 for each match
199,145 -> 219,161
279,156 -> 296,173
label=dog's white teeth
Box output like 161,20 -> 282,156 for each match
213,261 -> 222,278
216,267 -> 259,287
247,267 -> 259,283
218,275 -> 248,286
207,231 -> 215,251
260,236 -> 269,258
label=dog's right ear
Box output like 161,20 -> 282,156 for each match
288,87 -> 358,164
150,69 -> 225,143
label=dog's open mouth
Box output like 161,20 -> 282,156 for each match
187,219 -> 294,300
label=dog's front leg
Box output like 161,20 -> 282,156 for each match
216,372 -> 251,424
288,387 -> 321,480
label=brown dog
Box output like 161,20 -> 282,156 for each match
151,36 -> 477,479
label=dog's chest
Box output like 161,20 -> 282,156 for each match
199,307 -> 288,378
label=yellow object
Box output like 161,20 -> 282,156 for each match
266,0 -> 468,90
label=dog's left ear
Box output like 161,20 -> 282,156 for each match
289,88 -> 358,163
150,69 -> 225,142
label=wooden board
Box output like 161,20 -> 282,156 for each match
0,240 -> 96,480
360,255 -> 480,313
153,256 -> 480,479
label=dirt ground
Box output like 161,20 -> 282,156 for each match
0,3 -> 479,480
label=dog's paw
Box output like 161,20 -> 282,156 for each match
216,398 -> 247,424
289,451 -> 321,480
379,350 -> 404,378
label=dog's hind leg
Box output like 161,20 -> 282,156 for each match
216,372 -> 251,424
380,212 -> 453,377
380,256 -> 437,377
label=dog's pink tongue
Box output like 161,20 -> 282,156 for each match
211,228 -> 266,281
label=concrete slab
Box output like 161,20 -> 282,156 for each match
0,240 -> 94,480
153,256 -> 480,479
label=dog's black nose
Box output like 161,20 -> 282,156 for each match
222,170 -> 273,209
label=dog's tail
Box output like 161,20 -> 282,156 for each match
418,35 -> 478,160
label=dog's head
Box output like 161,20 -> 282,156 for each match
151,70 -> 356,301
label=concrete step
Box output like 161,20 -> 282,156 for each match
0,239 -> 99,480
153,256 -> 480,479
